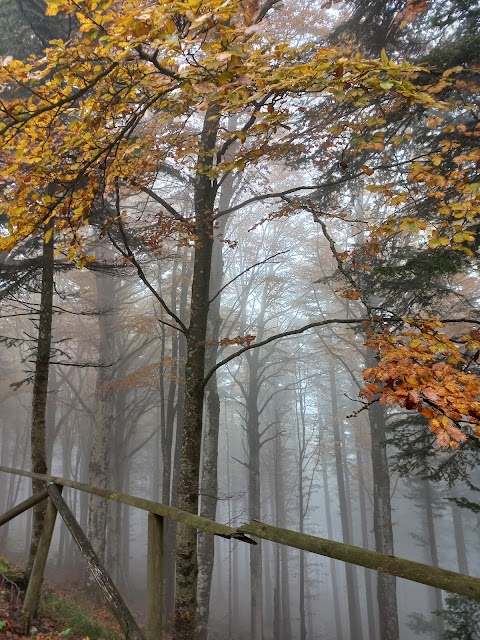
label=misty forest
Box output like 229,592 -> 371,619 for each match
0,0 -> 479,639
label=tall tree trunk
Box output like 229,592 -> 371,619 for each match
46,364 -> 59,468
321,445 -> 342,640
329,361 -> 364,640
197,165 -> 234,639
246,366 -> 263,640
367,349 -> 400,640
87,270 -> 116,572
174,105 -> 219,640
452,501 -> 469,575
1,425 -> 28,550
107,368 -> 127,586
423,479 -> 445,637
226,426 -> 234,640
244,269 -> 271,640
163,251 -> 188,635
295,381 -> 308,640
273,421 -> 292,640
356,445 -> 378,639
27,222 -> 54,577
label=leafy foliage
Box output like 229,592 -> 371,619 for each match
361,319 -> 480,447
0,0 -> 460,261
442,595 -> 480,640
0,0 -> 478,449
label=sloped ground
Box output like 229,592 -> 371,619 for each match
0,559 -> 122,640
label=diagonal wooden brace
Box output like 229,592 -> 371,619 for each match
47,483 -> 144,640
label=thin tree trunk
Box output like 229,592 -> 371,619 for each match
162,252 -> 186,635
321,444 -> 342,640
46,365 -> 59,468
227,425 -> 234,640
367,349 -> 399,640
246,372 -> 263,640
87,270 -> 116,573
329,361 -> 364,640
356,445 -> 378,639
274,422 -> 292,640
244,271 -> 270,640
423,479 -> 445,637
0,426 -> 13,549
27,222 -> 54,577
451,491 -> 469,575
295,384 -> 307,640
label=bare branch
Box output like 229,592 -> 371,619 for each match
209,250 -> 289,304
214,178 -> 360,219
203,318 -> 366,387
132,183 -> 189,225
110,188 -> 188,334
256,0 -> 284,23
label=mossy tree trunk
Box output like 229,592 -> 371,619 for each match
197,164 -> 235,640
174,105 -> 219,640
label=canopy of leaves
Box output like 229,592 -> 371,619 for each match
0,0 -> 478,448
0,0 -> 456,262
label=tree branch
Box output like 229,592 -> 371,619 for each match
209,250 -> 288,304
132,183 -> 189,225
110,187 -> 188,334
214,178 -> 360,219
203,318 -> 365,387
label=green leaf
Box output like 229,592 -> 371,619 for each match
428,237 -> 450,248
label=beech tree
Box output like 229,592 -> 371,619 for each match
0,1 -> 479,638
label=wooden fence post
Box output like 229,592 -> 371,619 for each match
147,513 -> 164,640
23,484 -> 62,626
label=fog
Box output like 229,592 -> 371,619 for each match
0,1 -> 479,639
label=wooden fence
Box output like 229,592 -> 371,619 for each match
1,464 -> 480,639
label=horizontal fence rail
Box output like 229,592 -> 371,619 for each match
0,465 -> 254,543
241,520 -> 480,601
1,463 -> 480,640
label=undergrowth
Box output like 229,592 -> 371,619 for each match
0,557 -> 122,640
39,590 -> 122,640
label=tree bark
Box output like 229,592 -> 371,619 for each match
367,349 -> 399,640
27,221 -> 54,577
174,105 -> 219,640
197,166 -> 234,640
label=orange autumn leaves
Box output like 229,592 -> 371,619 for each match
0,0 -> 460,262
361,320 -> 480,448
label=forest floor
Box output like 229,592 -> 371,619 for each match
0,558 -> 122,640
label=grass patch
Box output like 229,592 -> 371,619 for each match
40,590 -> 122,640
